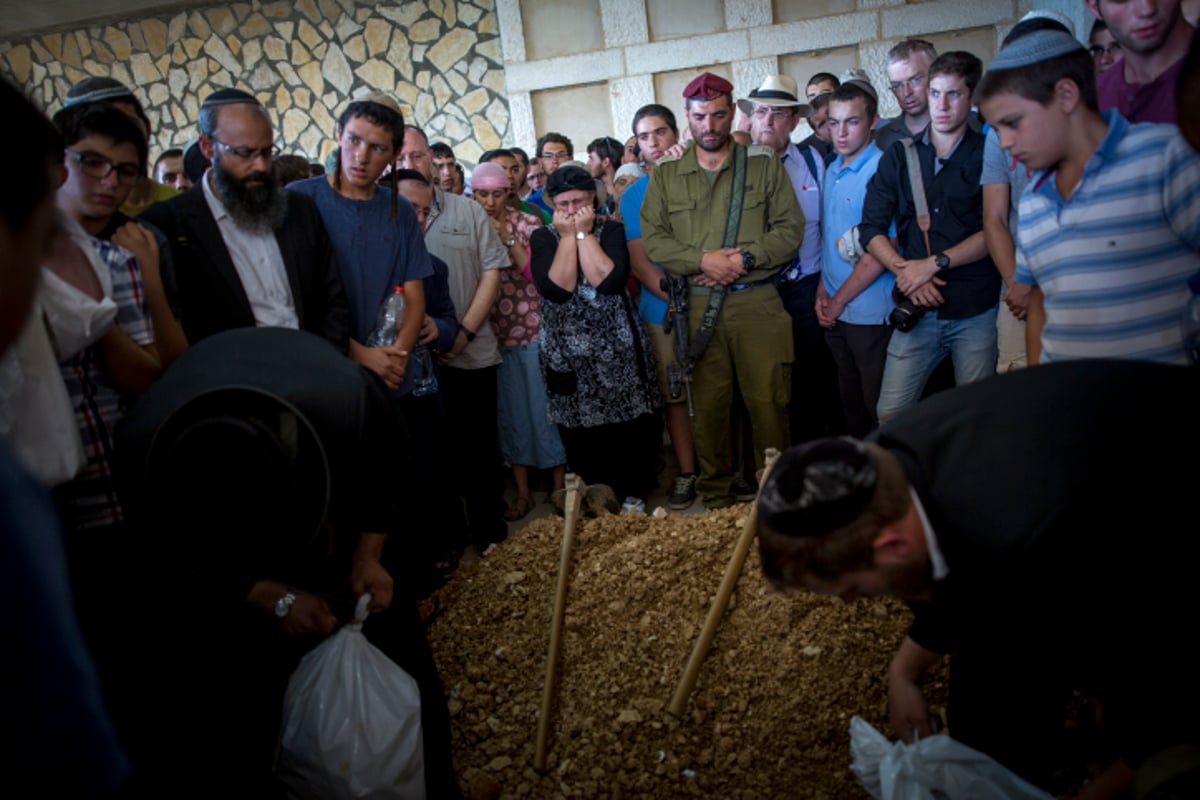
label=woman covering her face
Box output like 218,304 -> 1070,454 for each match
528,165 -> 662,505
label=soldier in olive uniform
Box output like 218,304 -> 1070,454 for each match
641,73 -> 804,508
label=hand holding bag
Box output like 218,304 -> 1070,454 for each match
276,594 -> 426,800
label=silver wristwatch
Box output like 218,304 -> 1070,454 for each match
274,589 -> 297,618
575,230 -> 586,240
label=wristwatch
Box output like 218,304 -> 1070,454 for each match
459,323 -> 477,342
274,589 -> 297,618
934,252 -> 951,270
740,249 -> 756,270
505,236 -> 517,247
575,230 -> 586,240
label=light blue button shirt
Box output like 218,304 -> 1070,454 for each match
779,142 -> 823,280
820,142 -> 896,325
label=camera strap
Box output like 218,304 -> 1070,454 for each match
901,138 -> 933,258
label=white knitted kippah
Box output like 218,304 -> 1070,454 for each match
989,29 -> 1086,72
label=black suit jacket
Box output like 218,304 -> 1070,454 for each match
140,184 -> 350,352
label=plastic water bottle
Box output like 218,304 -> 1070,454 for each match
411,345 -> 438,396
367,285 -> 406,347
1184,272 -> 1200,366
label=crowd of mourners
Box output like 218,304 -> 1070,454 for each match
3,0 -> 1200,796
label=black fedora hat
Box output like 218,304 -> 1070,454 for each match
143,386 -> 330,584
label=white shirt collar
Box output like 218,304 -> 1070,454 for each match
909,487 -> 948,580
201,168 -> 231,223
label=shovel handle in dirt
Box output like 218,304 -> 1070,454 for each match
668,448 -> 781,719
534,472 -> 583,772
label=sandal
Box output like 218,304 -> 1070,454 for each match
503,494 -> 535,522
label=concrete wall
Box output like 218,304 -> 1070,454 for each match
500,0 -> 1055,152
2,0 -> 1083,168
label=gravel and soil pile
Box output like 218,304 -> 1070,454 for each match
427,506 -> 949,799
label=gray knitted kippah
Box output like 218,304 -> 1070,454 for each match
988,29 -> 1085,71
64,77 -> 134,106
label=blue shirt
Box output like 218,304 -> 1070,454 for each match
527,188 -> 552,216
291,177 -> 434,392
1015,111 -> 1200,364
821,142 -> 895,325
619,175 -> 668,325
779,142 -> 823,278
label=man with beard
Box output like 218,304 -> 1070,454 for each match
756,361 -> 1200,798
641,73 -> 803,509
140,89 -> 350,352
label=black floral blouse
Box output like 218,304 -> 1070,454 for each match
529,218 -> 660,429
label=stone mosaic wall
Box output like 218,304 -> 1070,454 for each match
0,0 -> 509,166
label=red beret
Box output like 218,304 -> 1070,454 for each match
682,72 -> 733,101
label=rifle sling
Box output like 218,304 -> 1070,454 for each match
687,142 -> 747,364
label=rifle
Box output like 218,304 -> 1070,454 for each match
660,274 -> 695,417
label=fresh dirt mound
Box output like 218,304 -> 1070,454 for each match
427,506 -> 948,799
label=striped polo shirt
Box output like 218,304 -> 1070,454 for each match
1015,111 -> 1200,364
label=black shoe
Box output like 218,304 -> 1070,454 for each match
731,474 -> 758,502
668,473 -> 698,509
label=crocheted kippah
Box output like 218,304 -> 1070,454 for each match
988,29 -> 1085,72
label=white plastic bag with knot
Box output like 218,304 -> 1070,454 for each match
276,595 -> 425,800
849,715 -> 1053,800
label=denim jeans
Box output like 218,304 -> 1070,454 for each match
876,306 -> 998,426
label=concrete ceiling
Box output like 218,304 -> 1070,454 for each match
0,0 -> 213,38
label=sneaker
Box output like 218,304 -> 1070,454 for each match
731,474 -> 758,502
668,473 -> 698,509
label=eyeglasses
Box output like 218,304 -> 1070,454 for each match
1089,43 -> 1122,58
752,106 -> 796,120
64,149 -> 141,185
888,74 -> 926,94
541,151 -> 571,161
211,138 -> 281,162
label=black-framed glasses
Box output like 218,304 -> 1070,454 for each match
888,74 -> 926,94
64,148 -> 141,185
212,137 -> 281,162
1089,43 -> 1122,58
541,151 -> 570,161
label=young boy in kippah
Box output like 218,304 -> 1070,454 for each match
977,29 -> 1200,365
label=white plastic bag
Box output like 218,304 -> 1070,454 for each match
849,715 -> 1054,800
276,595 -> 425,800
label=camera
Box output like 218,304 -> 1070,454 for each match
889,285 -> 927,333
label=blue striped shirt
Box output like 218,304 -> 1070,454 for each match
1015,111 -> 1200,364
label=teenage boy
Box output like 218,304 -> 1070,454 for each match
816,81 -> 896,438
860,52 -> 999,426
978,29 -> 1200,365
290,92 -> 429,393
1086,0 -> 1194,123
621,103 -> 698,509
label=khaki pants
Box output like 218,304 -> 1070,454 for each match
688,285 -> 793,504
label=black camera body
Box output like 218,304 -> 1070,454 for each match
890,285 -> 927,333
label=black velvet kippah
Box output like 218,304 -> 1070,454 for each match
201,88 -> 260,108
757,438 -> 878,537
